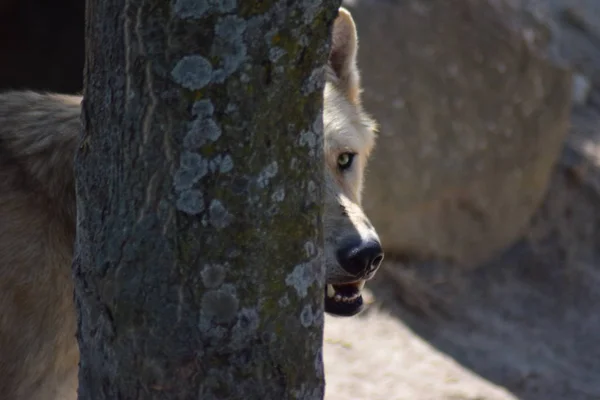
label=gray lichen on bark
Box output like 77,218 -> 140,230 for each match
73,0 -> 342,399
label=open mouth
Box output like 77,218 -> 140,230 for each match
324,281 -> 365,317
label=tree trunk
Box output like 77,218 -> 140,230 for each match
73,0 -> 340,398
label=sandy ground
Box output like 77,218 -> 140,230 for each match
323,298 -> 518,400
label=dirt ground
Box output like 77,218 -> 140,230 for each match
323,295 -> 519,400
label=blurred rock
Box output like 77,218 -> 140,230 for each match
346,0 -> 573,268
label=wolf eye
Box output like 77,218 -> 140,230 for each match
337,152 -> 355,171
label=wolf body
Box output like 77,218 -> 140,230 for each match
0,8 -> 382,399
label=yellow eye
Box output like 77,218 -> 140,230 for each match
337,152 -> 355,171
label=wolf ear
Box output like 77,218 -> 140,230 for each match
329,7 -> 360,103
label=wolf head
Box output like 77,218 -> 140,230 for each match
322,8 -> 383,317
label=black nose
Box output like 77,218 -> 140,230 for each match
336,239 -> 384,277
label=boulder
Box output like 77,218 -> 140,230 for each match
346,0 -> 573,267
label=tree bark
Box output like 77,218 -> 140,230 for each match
73,0 -> 340,398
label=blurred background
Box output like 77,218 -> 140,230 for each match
2,0 -> 599,398
326,1 -> 600,399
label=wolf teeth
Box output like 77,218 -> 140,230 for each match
333,291 -> 360,303
327,284 -> 362,303
335,293 -> 360,303
327,284 -> 335,298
